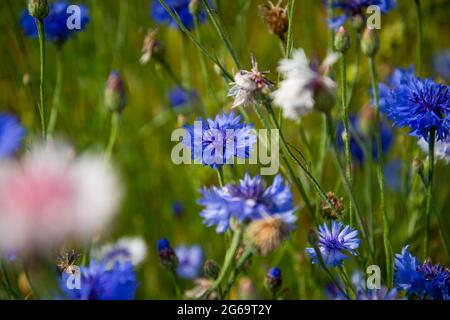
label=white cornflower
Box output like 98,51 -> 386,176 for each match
0,143 -> 122,252
92,236 -> 148,267
272,49 -> 338,120
418,137 -> 450,164
228,55 -> 272,108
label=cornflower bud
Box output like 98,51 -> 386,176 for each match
157,238 -> 179,271
265,267 -> 282,294
334,26 -> 351,53
105,71 -> 127,113
28,0 -> 49,20
361,28 -> 380,57
204,259 -> 220,280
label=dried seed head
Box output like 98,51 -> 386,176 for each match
245,216 -> 290,256
321,192 -> 344,220
140,29 -> 164,65
259,1 -> 289,39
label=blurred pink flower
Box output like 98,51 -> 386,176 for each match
0,143 -> 122,252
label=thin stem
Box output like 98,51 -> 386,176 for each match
36,19 -> 47,140
48,46 -> 63,136
340,54 -> 354,226
414,0 -> 423,76
171,270 -> 182,299
221,249 -> 253,299
217,167 -> 225,187
369,57 -> 393,288
202,0 -> 240,70
285,0 -> 296,57
423,128 -> 435,259
105,112 -> 121,161
199,228 -> 243,299
327,0 -> 334,54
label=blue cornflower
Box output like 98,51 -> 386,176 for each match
394,245 -> 449,300
183,112 -> 257,169
151,0 -> 206,30
265,267 -> 282,293
198,174 -> 297,233
381,74 -> 450,142
356,288 -> 399,300
171,201 -> 184,217
336,114 -> 393,163
157,238 -> 179,270
61,260 -> 138,300
175,245 -> 203,279
0,113 -> 26,159
376,66 -> 415,111
20,1 -> 89,44
432,50 -> 450,82
326,0 -> 396,30
384,160 -> 402,191
168,86 -> 197,109
306,221 -> 360,267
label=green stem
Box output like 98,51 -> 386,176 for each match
199,228 -> 243,299
369,57 -> 393,288
202,0 -> 240,70
414,0 -> 423,76
221,249 -> 253,299
340,54 -> 354,226
217,167 -> 225,187
327,0 -> 334,54
36,19 -> 47,140
105,112 -> 121,161
171,270 -> 182,299
285,0 -> 296,57
48,46 -> 63,136
423,128 -> 435,259
338,266 -> 355,299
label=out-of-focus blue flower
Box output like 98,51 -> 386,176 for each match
265,267 -> 282,293
20,1 -> 90,44
336,114 -> 393,163
198,174 -> 297,233
356,288 -> 399,300
61,260 -> 138,300
183,112 -> 257,169
168,86 -> 197,109
394,245 -> 449,300
381,74 -> 450,142
0,113 -> 26,159
157,238 -> 179,270
326,0 -> 396,30
384,160 -> 402,191
171,201 -> 184,217
151,0 -> 206,30
175,245 -> 203,279
306,221 -> 360,267
433,50 -> 450,82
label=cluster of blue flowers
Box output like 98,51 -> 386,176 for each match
0,113 -> 25,159
198,174 -> 297,233
20,1 -> 90,44
306,221 -> 360,267
394,246 -> 449,300
183,112 -> 257,169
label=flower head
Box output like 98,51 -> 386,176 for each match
92,237 -> 147,268
198,174 -> 296,233
228,56 -> 272,108
265,267 -> 282,293
376,66 -> 415,111
175,245 -> 203,279
306,221 -> 360,267
157,238 -> 178,270
381,74 -> 450,141
0,113 -> 26,159
394,245 -> 449,300
151,0 -> 206,30
272,49 -> 338,119
140,28 -> 164,65
327,0 -> 397,30
61,260 -> 138,300
0,143 -> 122,253
245,216 -> 291,256
21,1 -> 90,44
259,1 -> 289,39
169,86 -> 198,109
182,112 -> 256,169
105,71 -> 127,113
